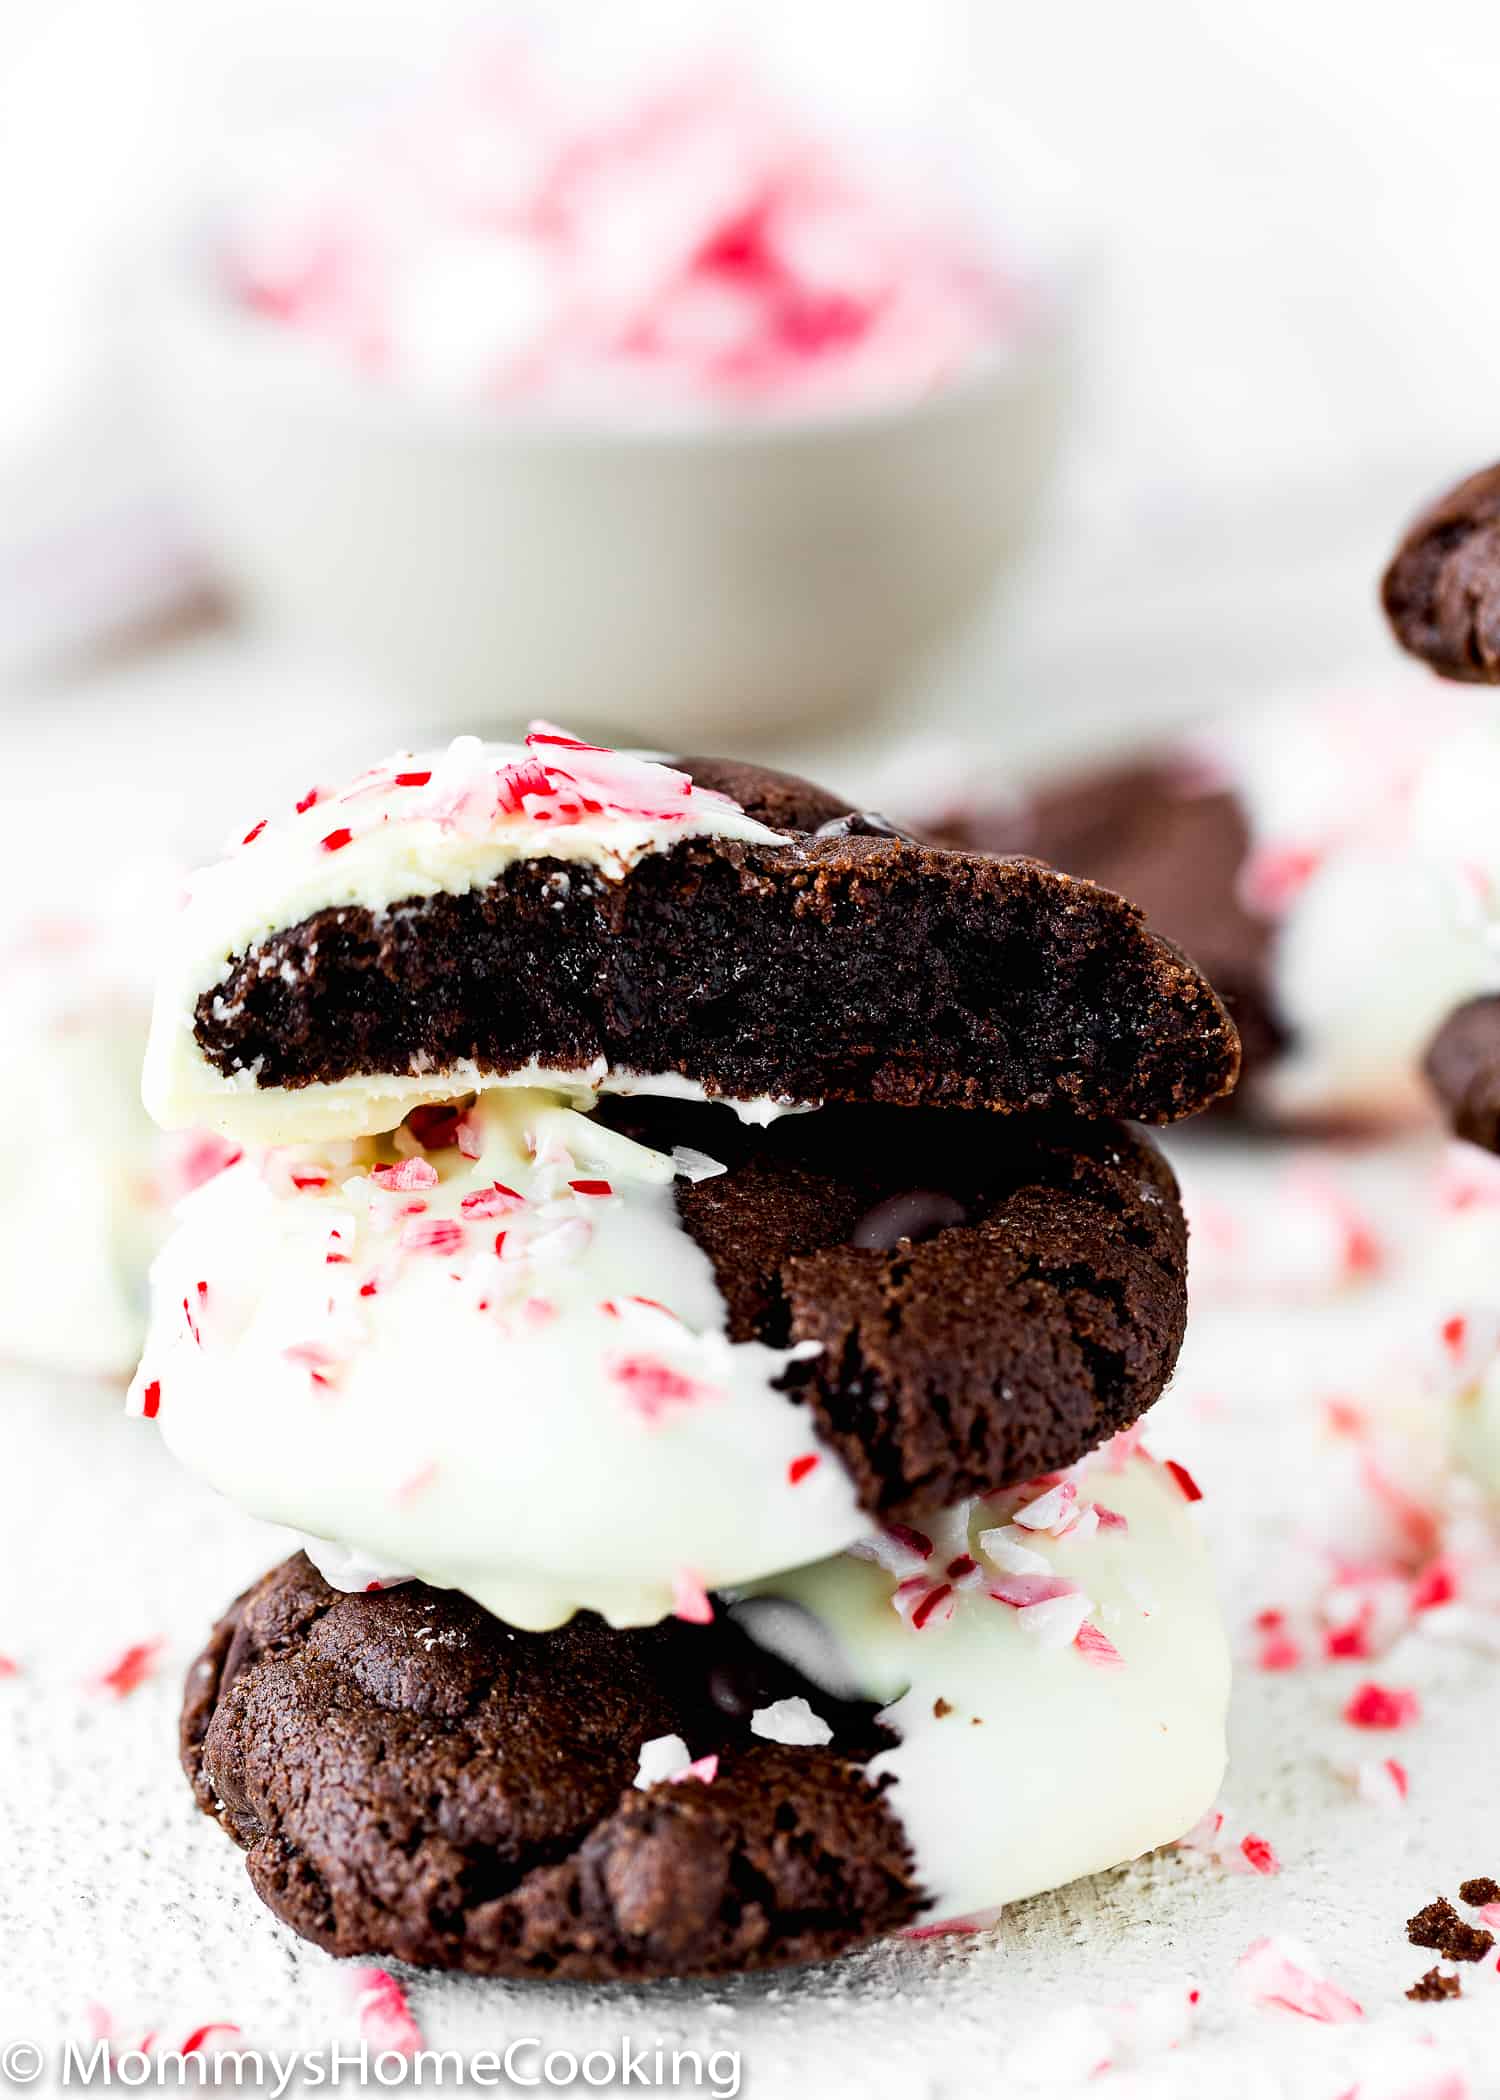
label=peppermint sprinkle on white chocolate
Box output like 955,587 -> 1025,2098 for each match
144,728 -> 789,1142
730,1451 -> 1229,1924
128,1086 -> 862,1630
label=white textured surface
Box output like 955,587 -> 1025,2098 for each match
3,1125 -> 1500,2100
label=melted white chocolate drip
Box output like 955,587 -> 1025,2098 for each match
732,1453 -> 1230,1924
146,1057 -> 819,1149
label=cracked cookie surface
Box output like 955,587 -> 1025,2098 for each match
183,1554 -> 919,1979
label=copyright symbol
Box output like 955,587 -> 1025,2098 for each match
0,2043 -> 42,2086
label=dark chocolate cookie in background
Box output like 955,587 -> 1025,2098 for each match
172,754 -> 1240,1133
1426,994 -> 1500,1152
1383,462 -> 1500,683
183,1554 -> 920,1980
600,1097 -> 1190,1516
920,683 -> 1500,1132
931,761 -> 1286,1094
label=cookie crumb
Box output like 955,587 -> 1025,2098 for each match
1406,1897 -> 1496,1963
1459,1876 -> 1500,1906
933,1698 -> 953,1719
1407,1968 -> 1461,2003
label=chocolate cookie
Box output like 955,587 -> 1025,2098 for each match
1383,463 -> 1500,682
1426,994 -> 1500,1150
156,750 -> 1238,1136
183,1554 -> 921,1979
601,1096 -> 1190,1514
135,1094 -> 1191,1635
935,762 -> 1284,1092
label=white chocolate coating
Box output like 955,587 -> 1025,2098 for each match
732,1451 -> 1229,1924
1201,689 -> 1485,1124
0,997 -> 157,1379
148,1057 -> 819,1151
1453,1368 -> 1500,1499
0,869 -> 185,1381
1425,1182 -> 1500,1500
128,1087 -> 863,1628
144,732 -> 787,1143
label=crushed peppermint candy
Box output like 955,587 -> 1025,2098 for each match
633,1734 -> 717,1788
1016,1589 -> 1093,1649
399,1217 -> 466,1256
1239,1833 -> 1282,1876
671,1568 -> 714,1626
459,1182 -> 523,1218
1074,1621 -> 1125,1670
350,1969 -> 424,2056
1346,1756 -> 1411,1809
1343,1681 -> 1421,1731
1001,1982 -> 1200,2085
91,1640 -> 164,1699
370,1159 -> 439,1193
894,1577 -> 956,1631
1235,1935 -> 1363,2023
1178,1804 -> 1287,1878
977,1523 -> 1052,1575
224,47 -> 1031,419
1164,1459 -> 1205,1503
988,1573 -> 1080,1610
611,1355 -> 720,1423
1010,1479 -> 1080,1533
212,728 -> 780,884
750,1696 -> 833,1747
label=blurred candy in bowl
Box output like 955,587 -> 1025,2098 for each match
152,44 -> 1076,740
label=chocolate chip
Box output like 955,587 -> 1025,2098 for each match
1407,1968 -> 1461,2003
1460,1877 -> 1500,1906
811,810 -> 916,841
705,1655 -> 781,1721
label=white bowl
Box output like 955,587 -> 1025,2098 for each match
149,245 -> 1075,746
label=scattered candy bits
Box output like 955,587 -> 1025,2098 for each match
670,1568 -> 714,1626
90,1640 -> 164,1700
1344,1681 -> 1421,1732
223,727 -> 771,882
633,1734 -> 718,1788
84,2011 -> 242,2064
350,1969 -> 424,2056
1235,1935 -> 1363,2023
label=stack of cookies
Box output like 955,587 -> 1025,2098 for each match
131,731 -> 1238,1979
